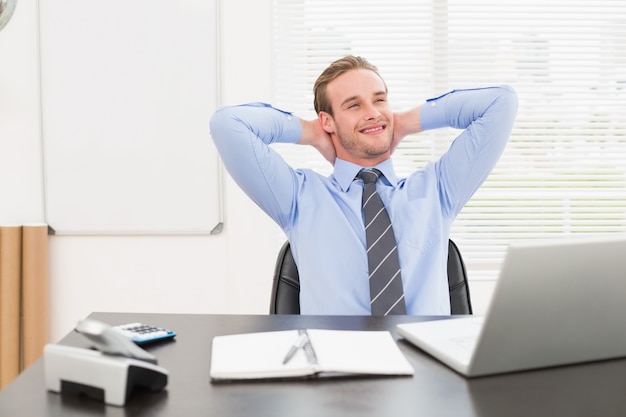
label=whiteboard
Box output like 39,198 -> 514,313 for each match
40,0 -> 221,234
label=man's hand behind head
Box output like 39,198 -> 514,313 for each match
298,118 -> 337,165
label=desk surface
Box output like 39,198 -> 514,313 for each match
2,312 -> 626,417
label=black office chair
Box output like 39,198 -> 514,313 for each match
270,239 -> 473,315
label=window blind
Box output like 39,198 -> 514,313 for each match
271,0 -> 626,281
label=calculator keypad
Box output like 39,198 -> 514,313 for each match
114,322 -> 176,344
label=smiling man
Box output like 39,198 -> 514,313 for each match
209,55 -> 518,316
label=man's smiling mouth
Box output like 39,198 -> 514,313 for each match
360,124 -> 386,134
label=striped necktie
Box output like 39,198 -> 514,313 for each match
356,169 -> 407,315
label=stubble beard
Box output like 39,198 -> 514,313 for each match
336,123 -> 393,160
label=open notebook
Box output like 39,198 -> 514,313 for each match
398,234 -> 626,377
210,329 -> 414,382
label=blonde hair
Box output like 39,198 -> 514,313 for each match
313,55 -> 386,116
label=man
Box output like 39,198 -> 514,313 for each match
210,55 -> 517,315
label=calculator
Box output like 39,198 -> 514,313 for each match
113,322 -> 176,345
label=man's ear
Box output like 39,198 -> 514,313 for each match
319,112 -> 335,134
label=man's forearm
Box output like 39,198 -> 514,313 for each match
419,85 -> 518,132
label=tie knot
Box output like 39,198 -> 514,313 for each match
357,169 -> 382,184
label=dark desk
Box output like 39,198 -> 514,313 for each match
2,312 -> 626,417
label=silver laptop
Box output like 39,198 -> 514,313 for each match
397,234 -> 626,377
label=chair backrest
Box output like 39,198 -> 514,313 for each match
270,239 -> 473,315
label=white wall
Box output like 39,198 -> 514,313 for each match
0,0 -> 494,344
0,0 -> 43,223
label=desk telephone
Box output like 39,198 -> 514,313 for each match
44,318 -> 170,406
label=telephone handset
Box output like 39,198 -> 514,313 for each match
75,318 -> 158,364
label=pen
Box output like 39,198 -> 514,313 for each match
282,330 -> 309,365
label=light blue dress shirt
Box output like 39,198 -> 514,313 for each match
210,85 -> 518,315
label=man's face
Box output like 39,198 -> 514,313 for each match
321,68 -> 394,166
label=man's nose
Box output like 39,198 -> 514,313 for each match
363,103 -> 381,120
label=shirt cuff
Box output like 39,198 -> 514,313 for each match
419,90 -> 453,131
279,110 -> 302,144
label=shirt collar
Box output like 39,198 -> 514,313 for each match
333,158 -> 399,192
